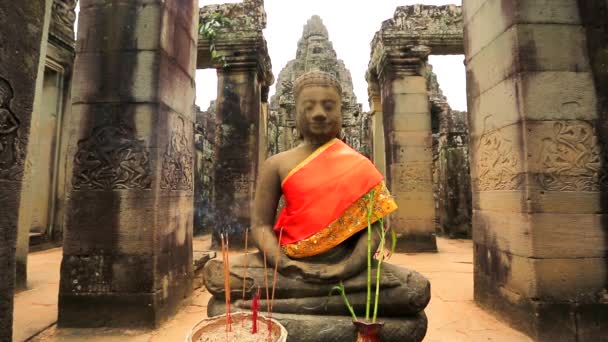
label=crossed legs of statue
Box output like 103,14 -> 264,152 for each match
203,252 -> 430,317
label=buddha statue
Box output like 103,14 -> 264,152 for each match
203,71 -> 430,341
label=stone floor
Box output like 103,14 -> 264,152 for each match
14,237 -> 532,341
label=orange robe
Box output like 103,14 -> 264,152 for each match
274,138 -> 398,259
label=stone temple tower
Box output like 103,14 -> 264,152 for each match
268,15 -> 368,155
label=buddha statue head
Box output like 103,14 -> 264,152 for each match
293,71 -> 342,144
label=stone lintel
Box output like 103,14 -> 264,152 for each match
371,44 -> 431,80
197,1 -> 274,86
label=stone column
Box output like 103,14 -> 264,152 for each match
212,65 -> 261,248
464,0 -> 607,340
436,102 -> 471,238
198,0 -> 274,249
58,0 -> 198,327
0,1 -> 49,340
367,79 -> 386,177
377,46 -> 437,252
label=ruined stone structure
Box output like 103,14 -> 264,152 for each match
194,102 -> 216,235
426,66 -> 472,238
197,0 -> 274,248
464,0 -> 608,340
367,5 -> 464,252
58,0 -> 199,327
0,1 -> 49,340
269,16 -> 369,157
15,0 -> 77,291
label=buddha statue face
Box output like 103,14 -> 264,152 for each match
294,71 -> 342,144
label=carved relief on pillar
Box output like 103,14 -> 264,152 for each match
72,121 -> 152,191
0,77 -> 25,181
533,121 -> 603,192
50,0 -> 76,46
161,118 -> 194,191
393,163 -> 433,192
474,118 -> 523,192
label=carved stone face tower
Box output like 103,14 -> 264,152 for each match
268,16 -> 367,155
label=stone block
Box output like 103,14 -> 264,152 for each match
392,192 -> 435,220
391,145 -> 433,163
465,0 -> 581,56
390,163 -> 433,192
158,53 -> 196,116
394,93 -> 430,115
518,72 -> 597,121
533,257 -> 607,301
388,131 -> 432,149
526,189 -> 601,214
63,190 -> 158,255
467,24 -> 590,98
474,242 -> 537,299
160,7 -> 198,77
76,2 -> 163,53
392,113 -> 431,132
71,51 -> 159,104
391,76 -> 427,95
472,191 -> 527,212
474,210 -> 607,258
469,72 -> 597,134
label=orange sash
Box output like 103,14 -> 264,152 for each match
274,138 -> 397,258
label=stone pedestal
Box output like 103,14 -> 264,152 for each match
0,1 -> 49,340
464,0 -> 608,340
376,47 -> 437,252
58,0 -> 198,328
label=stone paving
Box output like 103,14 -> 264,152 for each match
15,237 -> 531,341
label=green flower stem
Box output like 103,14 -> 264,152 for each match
365,192 -> 375,321
372,218 -> 386,323
330,283 -> 358,321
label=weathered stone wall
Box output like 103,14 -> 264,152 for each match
0,1 -> 49,340
59,0 -> 198,327
464,0 -> 607,340
436,107 -> 471,238
194,103 -> 216,235
268,16 -> 369,156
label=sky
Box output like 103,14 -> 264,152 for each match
197,0 -> 466,112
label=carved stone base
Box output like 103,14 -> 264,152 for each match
208,298 -> 427,342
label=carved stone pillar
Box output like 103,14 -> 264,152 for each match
212,65 -> 261,248
367,77 -> 386,177
198,0 -> 274,248
58,0 -> 199,327
0,1 -> 49,339
375,45 -> 437,252
464,0 -> 607,339
435,102 -> 471,238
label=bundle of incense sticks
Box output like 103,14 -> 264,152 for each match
220,234 -> 232,332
